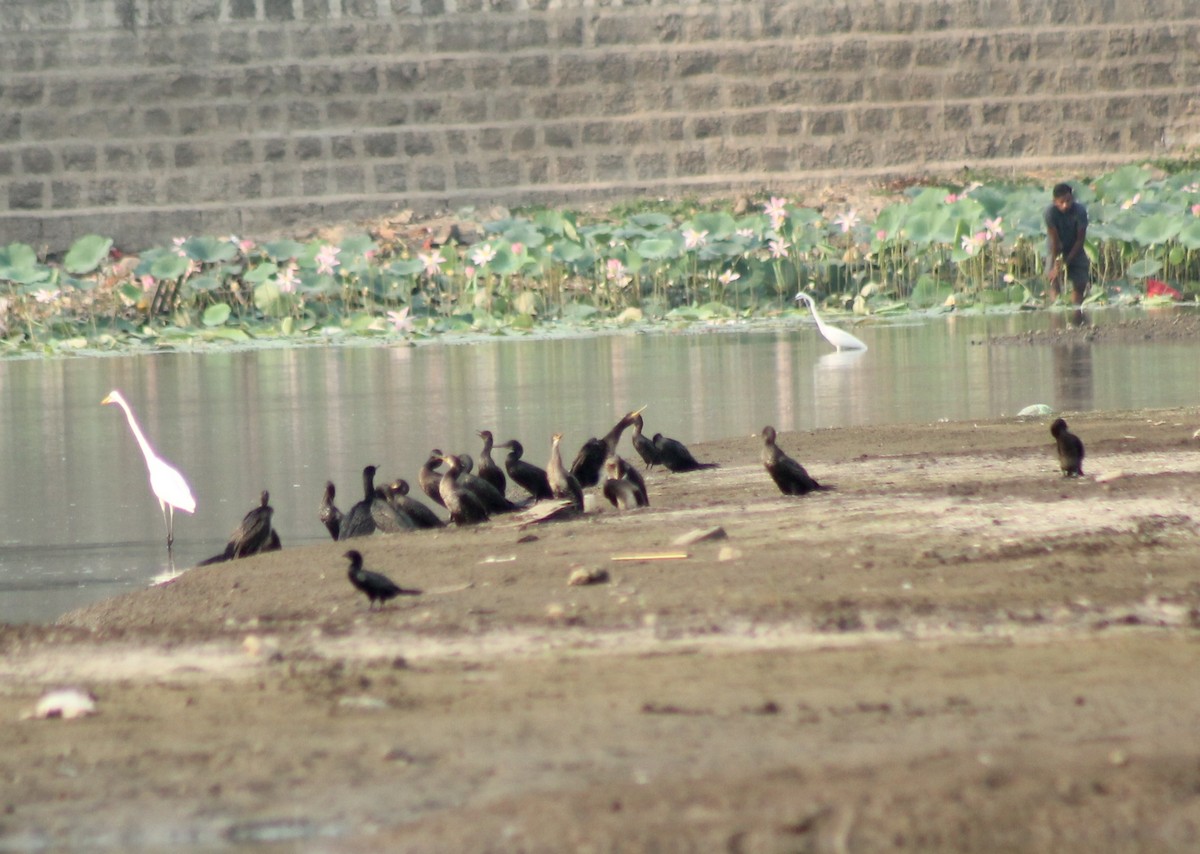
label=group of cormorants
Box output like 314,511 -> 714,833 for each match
196,409 -> 1087,608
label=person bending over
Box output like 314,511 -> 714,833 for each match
1044,182 -> 1090,305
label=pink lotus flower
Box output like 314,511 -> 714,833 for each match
1192,203 -> 1200,216
984,217 -> 1004,239
315,244 -> 341,275
718,269 -> 740,286
768,239 -> 790,259
172,236 -> 188,258
470,244 -> 497,266
683,228 -> 708,249
833,209 -> 860,234
418,250 -> 444,277
33,288 -> 60,304
763,196 -> 789,230
387,306 -> 414,333
276,263 -> 298,294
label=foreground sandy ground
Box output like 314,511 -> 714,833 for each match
2,405 -> 1200,851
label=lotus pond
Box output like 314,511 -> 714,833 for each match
2,163 -> 1200,357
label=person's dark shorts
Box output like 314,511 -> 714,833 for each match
1051,257 -> 1090,296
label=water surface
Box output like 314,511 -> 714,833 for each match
1,309 -> 1197,623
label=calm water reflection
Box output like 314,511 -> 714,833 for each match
1,309 -> 1197,623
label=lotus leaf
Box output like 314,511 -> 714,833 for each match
63,235 -> 113,275
182,237 -> 237,264
202,303 -> 231,326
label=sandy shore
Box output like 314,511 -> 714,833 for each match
2,402 -> 1200,850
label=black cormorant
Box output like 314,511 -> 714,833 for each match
438,455 -> 490,525
339,465 -> 381,540
498,439 -> 554,500
761,426 -> 827,495
384,479 -> 446,529
1050,418 -> 1085,477
476,430 -> 507,495
570,408 -> 644,488
319,481 -> 342,541
652,431 -> 718,473
344,549 -> 421,608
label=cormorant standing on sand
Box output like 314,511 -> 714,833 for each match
438,454 -> 490,525
571,408 -> 645,488
631,413 -> 661,470
319,481 -> 342,541
198,490 -> 277,565
384,479 -> 446,529
603,456 -> 649,510
548,433 -> 584,512
340,465 -> 381,540
1050,418 -> 1085,477
498,439 -> 554,500
761,426 -> 828,496
344,550 -> 421,609
653,431 -> 718,473
419,452 -> 447,507
476,430 -> 507,495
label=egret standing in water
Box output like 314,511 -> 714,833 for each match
101,390 -> 196,555
794,292 -> 867,352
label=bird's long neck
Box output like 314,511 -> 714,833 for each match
361,469 -> 376,499
114,398 -> 157,468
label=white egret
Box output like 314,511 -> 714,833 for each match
794,292 -> 868,352
101,390 -> 196,553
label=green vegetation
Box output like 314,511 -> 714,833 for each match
3,163 -> 1199,357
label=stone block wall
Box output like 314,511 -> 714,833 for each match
2,0 -> 1198,252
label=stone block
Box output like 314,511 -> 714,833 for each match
634,153 -> 667,179
594,154 -> 626,181
174,143 -> 202,168
417,163 -> 446,191
555,156 -> 586,183
20,147 -> 54,175
331,135 -> 358,159
373,163 -> 408,192
484,159 -> 520,187
60,146 -> 97,172
404,133 -> 436,156
295,136 -> 327,160
302,169 -> 329,195
675,149 -> 707,177
526,157 -> 549,184
454,161 -> 481,189
50,180 -> 81,209
363,133 -> 397,158
264,0 -> 295,21
87,178 -> 120,207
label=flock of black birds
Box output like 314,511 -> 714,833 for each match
197,410 -> 1087,608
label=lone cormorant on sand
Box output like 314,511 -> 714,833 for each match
570,408 -> 645,488
498,439 -> 554,500
319,481 -> 342,541
548,433 -> 585,512
344,549 -> 421,609
653,431 -> 718,473
1050,418 -> 1085,477
761,426 -> 828,496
